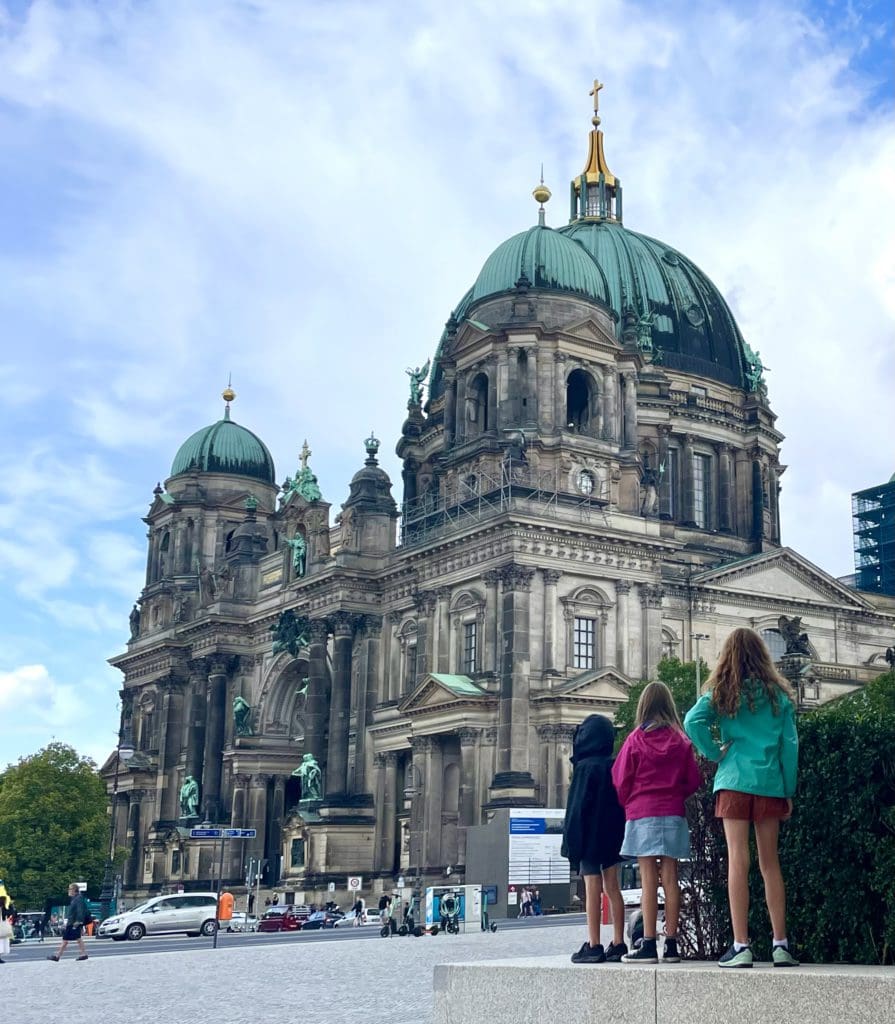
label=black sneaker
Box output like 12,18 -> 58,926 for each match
571,941 -> 606,964
605,941 -> 628,962
718,943 -> 753,968
622,938 -> 658,963
662,936 -> 681,962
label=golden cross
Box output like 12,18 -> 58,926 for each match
590,79 -> 604,126
299,439 -> 311,472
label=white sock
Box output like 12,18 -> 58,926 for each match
733,941 -> 749,953
773,938 -> 788,949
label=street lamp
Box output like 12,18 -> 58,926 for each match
690,633 -> 710,704
99,726 -> 135,922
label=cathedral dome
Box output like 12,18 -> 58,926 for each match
470,224 -> 610,307
170,412 -> 275,484
560,220 -> 747,388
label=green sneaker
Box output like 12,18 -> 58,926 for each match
772,944 -> 799,967
718,944 -> 753,968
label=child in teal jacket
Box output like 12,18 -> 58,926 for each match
684,627 -> 799,969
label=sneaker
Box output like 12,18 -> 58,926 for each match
605,941 -> 628,962
718,944 -> 753,968
46,955 -> 60,962
622,938 -> 658,963
772,944 -> 799,967
662,936 -> 681,963
571,941 -> 606,964
76,955 -> 89,961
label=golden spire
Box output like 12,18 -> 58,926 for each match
590,78 -> 603,127
222,375 -> 236,419
580,79 -> 616,186
532,164 -> 551,226
570,77 -> 623,222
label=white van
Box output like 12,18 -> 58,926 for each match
97,892 -> 219,941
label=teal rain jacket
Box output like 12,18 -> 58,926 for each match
684,682 -> 798,798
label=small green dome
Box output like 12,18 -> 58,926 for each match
470,225 -> 610,306
170,417 -> 276,484
560,220 -> 746,387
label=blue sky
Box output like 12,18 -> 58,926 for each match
0,0 -> 892,768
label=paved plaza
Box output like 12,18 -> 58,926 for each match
7,919 -> 585,1024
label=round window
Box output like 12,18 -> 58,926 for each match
577,470 -> 595,495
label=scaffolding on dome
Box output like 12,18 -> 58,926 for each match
852,479 -> 895,596
399,455 -> 611,547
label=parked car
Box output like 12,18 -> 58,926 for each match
301,910 -> 341,930
257,907 -> 304,933
226,912 -> 258,933
336,909 -> 380,927
97,893 -> 219,941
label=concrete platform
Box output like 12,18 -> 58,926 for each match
433,956 -> 895,1024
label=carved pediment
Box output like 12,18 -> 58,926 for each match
398,673 -> 493,716
561,316 -> 619,349
538,667 -> 635,703
692,548 -> 872,611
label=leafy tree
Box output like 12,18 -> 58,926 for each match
614,656 -> 709,743
0,743 -> 108,908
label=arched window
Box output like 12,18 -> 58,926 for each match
465,373 -> 489,436
158,531 -> 171,579
566,369 -> 596,432
761,629 -> 786,662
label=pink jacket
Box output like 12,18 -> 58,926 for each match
611,725 -> 702,821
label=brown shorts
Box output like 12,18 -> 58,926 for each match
715,790 -> 790,822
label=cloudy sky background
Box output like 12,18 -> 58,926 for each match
0,0 -> 892,768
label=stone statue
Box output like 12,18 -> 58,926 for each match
293,752 -> 322,801
405,360 -> 430,405
129,604 -> 141,640
884,647 -> 895,669
777,615 -> 812,657
296,677 -> 309,698
270,609 -> 310,658
293,468 -> 323,502
742,340 -> 768,394
232,695 -> 253,737
285,533 -> 307,576
179,775 -> 200,818
637,310 -> 655,354
640,463 -> 660,516
199,565 -> 217,604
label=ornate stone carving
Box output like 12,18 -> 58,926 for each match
458,727 -> 481,746
616,580 -> 632,595
410,735 -> 437,753
413,589 -> 437,615
308,619 -> 330,644
331,610 -> 355,637
483,569 -> 501,587
499,564 -> 535,591
640,585 -> 665,609
232,773 -> 251,787
542,569 -> 562,585
483,727 -> 498,744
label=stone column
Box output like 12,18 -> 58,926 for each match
185,662 -> 207,792
603,368 -> 618,443
718,444 -> 734,533
354,614 -> 382,794
486,354 -> 499,432
305,619 -> 331,765
640,585 -> 665,679
542,569 -> 561,676
443,369 -> 456,448
657,425 -> 672,518
245,775 -> 269,872
681,434 -> 697,526
458,728 -> 480,863
267,775 -> 286,881
201,657 -> 229,822
507,346 -> 521,425
454,372 -> 468,444
373,753 -> 386,870
536,724 -> 557,806
229,774 -> 250,877
434,587 -> 451,673
409,736 -> 441,873
483,570 -> 501,675
554,353 -> 568,429
494,564 -> 536,789
622,372 -> 638,449
414,590 -> 437,677
387,610 -> 402,701
496,348 -> 511,431
554,725 -> 575,807
157,677 -> 185,822
125,792 -> 143,887
524,346 -> 538,427
616,580 -> 632,674
751,450 -> 764,541
769,461 -> 781,542
382,751 -> 399,873
326,611 -> 354,798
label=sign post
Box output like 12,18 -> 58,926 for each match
189,826 -> 257,949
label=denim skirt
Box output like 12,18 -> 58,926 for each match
620,816 -> 690,859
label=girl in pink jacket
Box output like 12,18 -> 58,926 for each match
612,681 -> 702,963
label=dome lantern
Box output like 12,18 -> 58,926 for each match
570,78 -> 623,224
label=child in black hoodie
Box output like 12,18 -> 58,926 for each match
561,714 -> 627,963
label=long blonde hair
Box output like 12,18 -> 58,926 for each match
706,627 -> 795,716
635,681 -> 684,732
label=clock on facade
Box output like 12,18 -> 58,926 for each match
577,470 -> 595,495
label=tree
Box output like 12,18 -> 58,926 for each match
613,656 -> 708,742
0,743 -> 108,908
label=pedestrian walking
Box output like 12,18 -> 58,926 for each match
46,884 -> 90,962
0,896 -> 13,963
684,627 -> 799,968
561,714 -> 627,964
612,681 -> 702,964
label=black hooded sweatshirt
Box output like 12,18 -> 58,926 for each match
561,714 -> 625,873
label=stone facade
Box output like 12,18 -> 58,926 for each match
104,107 -> 895,906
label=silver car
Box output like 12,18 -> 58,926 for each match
98,892 -> 219,941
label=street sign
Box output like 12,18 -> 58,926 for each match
327,882 -> 336,893
224,828 -> 258,839
190,827 -> 256,839
347,876 -> 363,891
190,828 -> 223,838
397,876 -> 405,888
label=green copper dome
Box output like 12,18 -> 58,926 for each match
470,225 -> 610,306
559,220 -> 746,387
170,416 -> 276,484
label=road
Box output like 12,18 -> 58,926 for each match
10,911 -> 584,963
7,913 -> 589,1024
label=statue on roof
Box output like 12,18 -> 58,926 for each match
405,360 -> 430,405
232,695 -> 253,737
129,604 -> 141,640
179,775 -> 200,819
282,441 -> 323,503
285,532 -> 307,576
270,609 -> 310,658
777,615 -> 811,657
293,752 -> 322,802
637,310 -> 655,355
742,340 -> 768,395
